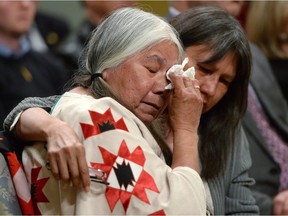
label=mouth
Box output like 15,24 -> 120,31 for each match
143,101 -> 161,111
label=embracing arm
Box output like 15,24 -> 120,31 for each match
3,95 -> 90,192
3,95 -> 60,131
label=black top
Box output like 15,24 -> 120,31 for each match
0,50 -> 69,129
57,20 -> 95,73
35,11 -> 71,53
270,59 -> 288,104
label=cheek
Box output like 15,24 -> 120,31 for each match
206,87 -> 227,111
195,72 -> 203,81
214,87 -> 228,105
116,77 -> 147,108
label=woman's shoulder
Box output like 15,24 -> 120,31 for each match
55,92 -> 131,116
52,92 -> 148,137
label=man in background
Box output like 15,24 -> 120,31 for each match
0,0 -> 69,130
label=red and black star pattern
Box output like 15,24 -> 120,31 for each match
90,140 -> 160,213
80,108 -> 128,139
31,167 -> 49,215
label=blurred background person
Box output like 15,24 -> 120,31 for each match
0,0 -> 69,130
243,1 -> 288,215
57,0 -> 136,74
166,0 -> 244,21
28,10 -> 71,54
246,1 -> 288,103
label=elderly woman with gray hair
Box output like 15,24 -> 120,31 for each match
15,7 -> 205,215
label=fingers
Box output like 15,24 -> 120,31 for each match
169,72 -> 200,91
47,142 -> 90,192
69,145 -> 89,192
77,147 -> 90,192
48,147 -> 71,182
45,119 -> 90,192
47,153 -> 60,180
273,190 -> 288,215
167,71 -> 203,133
184,77 -> 201,91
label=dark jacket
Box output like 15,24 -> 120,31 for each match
57,20 -> 95,74
243,43 -> 288,215
0,50 -> 69,130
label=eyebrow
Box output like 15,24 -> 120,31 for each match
146,54 -> 166,66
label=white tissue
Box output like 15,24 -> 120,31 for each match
165,57 -> 195,90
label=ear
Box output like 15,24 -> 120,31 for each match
102,70 -> 108,81
102,68 -> 115,82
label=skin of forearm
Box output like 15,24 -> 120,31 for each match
171,130 -> 199,172
16,107 -> 58,141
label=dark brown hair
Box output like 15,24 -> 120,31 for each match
171,6 -> 251,180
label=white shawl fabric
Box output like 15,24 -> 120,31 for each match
22,92 -> 206,215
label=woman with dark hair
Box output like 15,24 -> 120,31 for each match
3,6 -> 258,215
167,7 -> 257,214
170,6 -> 251,180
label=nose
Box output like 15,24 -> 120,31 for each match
200,75 -> 218,97
154,72 -> 169,95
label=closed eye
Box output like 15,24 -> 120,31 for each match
219,77 -> 231,86
196,65 -> 212,75
146,66 -> 158,74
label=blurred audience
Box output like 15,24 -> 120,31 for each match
243,1 -> 288,215
0,0 -> 69,130
28,11 -> 71,54
57,0 -> 136,74
246,1 -> 288,103
166,0 -> 244,21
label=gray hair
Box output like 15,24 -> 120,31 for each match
82,7 -> 183,75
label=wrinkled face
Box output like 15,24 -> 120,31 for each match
0,0 -> 37,38
103,40 -> 179,124
184,45 -> 236,113
187,0 -> 244,17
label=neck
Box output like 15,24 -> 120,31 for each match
0,33 -> 21,51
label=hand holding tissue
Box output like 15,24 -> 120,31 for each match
165,57 -> 196,90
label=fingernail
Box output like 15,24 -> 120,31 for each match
85,186 -> 90,192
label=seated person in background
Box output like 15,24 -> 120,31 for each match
28,10 -> 71,54
58,0 -> 136,73
166,0 -> 244,21
246,1 -> 288,103
3,6 -> 259,215
10,7 -> 207,215
243,1 -> 288,215
0,0 -> 69,130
